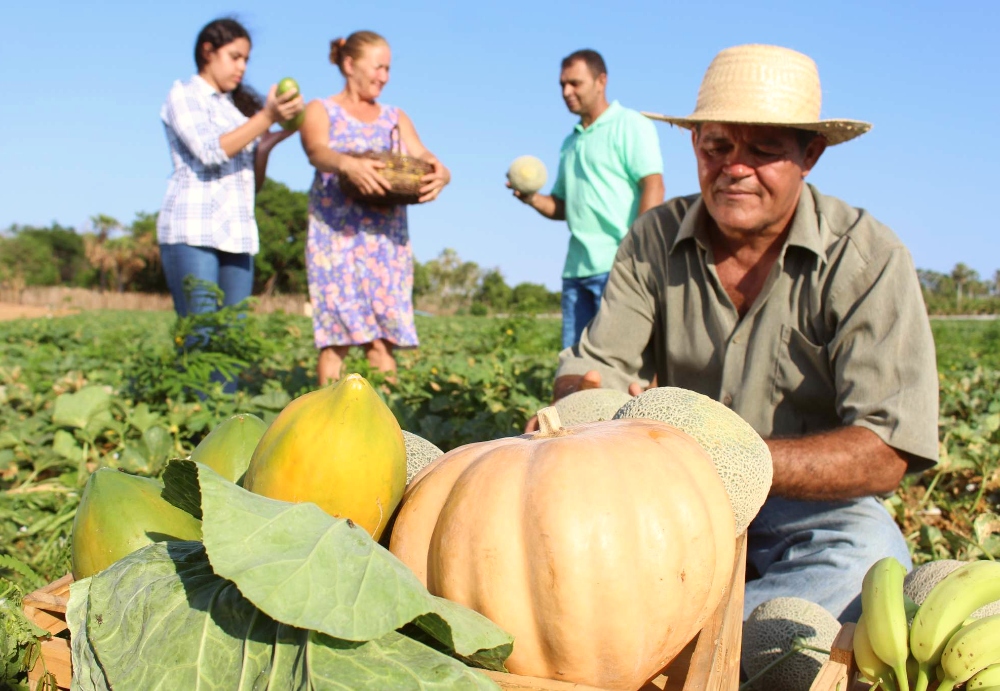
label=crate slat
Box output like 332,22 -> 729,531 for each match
809,622 -> 871,691
22,573 -> 74,690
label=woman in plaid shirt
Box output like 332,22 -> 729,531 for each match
157,18 -> 304,322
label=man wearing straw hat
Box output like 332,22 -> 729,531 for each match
536,44 -> 939,623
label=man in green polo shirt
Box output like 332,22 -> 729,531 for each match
510,49 -> 664,349
528,44 -> 939,626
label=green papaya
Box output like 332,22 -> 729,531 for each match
242,373 -> 406,540
71,468 -> 202,579
190,413 -> 267,484
276,77 -> 305,132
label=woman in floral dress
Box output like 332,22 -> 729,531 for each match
299,30 -> 450,385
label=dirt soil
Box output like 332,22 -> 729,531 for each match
0,302 -> 79,321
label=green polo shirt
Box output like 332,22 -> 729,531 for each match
556,184 -> 940,472
550,101 -> 663,279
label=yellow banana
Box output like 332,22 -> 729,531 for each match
853,614 -> 900,691
937,614 -> 1000,691
968,661 -> 1000,689
861,557 -> 910,691
909,560 -> 1000,691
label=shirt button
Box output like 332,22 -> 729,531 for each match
733,334 -> 742,344
722,394 -> 733,407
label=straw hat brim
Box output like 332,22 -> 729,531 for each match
641,111 -> 872,146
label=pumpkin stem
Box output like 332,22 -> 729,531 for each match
536,406 -> 565,436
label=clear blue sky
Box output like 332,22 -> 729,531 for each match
2,1 -> 997,290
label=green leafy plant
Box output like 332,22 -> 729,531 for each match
124,278 -> 276,403
67,461 -> 511,689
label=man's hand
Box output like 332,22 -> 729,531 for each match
506,180 -> 535,205
523,371 -> 655,432
506,181 -> 566,220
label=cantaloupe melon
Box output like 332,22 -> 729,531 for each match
550,388 -> 634,427
402,430 -> 443,483
507,155 -> 547,195
741,597 -> 841,691
613,387 -> 772,534
904,559 -> 1000,618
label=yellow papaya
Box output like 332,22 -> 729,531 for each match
190,413 -> 267,484
242,373 -> 406,540
72,468 -> 202,579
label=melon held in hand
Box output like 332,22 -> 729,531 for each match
507,155 -> 548,195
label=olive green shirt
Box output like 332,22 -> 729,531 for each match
556,184 -> 939,472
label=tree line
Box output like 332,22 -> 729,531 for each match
1,178 -> 995,315
0,179 -> 560,316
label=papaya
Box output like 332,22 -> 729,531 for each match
190,413 -> 267,484
241,373 -> 406,540
71,468 -> 202,579
276,77 -> 305,132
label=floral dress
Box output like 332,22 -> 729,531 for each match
306,99 -> 419,349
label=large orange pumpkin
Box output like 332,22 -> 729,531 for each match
389,408 -> 736,690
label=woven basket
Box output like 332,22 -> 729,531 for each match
339,124 -> 433,206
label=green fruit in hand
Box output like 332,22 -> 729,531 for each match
276,77 -> 305,131
190,413 -> 268,484
71,468 -> 202,579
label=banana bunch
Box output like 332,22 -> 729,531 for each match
854,557 -> 1000,691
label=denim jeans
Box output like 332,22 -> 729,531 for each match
561,273 -> 609,349
160,243 -> 255,394
743,495 -> 911,623
160,243 -> 254,317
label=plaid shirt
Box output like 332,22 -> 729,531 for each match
157,75 -> 260,254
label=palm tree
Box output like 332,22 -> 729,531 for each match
950,263 -> 978,311
84,215 -> 124,291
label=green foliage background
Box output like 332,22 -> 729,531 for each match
0,179 -> 563,316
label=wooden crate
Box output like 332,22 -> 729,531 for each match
22,572 -> 73,690
808,622 -> 871,691
21,535 -> 747,691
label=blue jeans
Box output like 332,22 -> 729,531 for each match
160,243 -> 254,317
744,495 -> 912,623
561,273 -> 609,349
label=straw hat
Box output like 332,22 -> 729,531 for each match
643,44 -> 871,145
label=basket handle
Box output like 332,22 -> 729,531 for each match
390,123 -> 402,155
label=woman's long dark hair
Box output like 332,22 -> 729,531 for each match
194,18 -> 263,117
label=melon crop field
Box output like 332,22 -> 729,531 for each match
0,307 -> 998,684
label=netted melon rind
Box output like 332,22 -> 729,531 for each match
402,431 -> 444,483
552,388 -> 634,427
613,386 -> 772,534
507,155 -> 548,195
741,597 -> 841,691
904,559 -> 1000,618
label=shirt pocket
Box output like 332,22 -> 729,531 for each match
770,325 -> 838,434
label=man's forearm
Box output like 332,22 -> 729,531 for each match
637,174 -> 665,215
526,194 -> 566,220
767,426 -> 909,501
